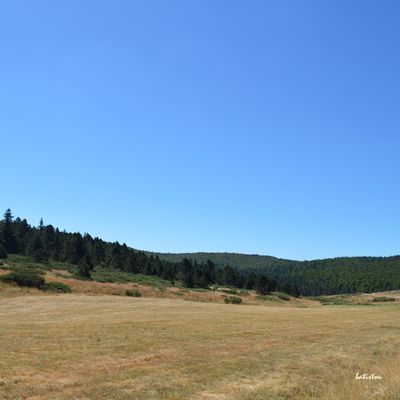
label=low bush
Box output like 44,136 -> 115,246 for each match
6,265 -> 46,275
125,289 -> 142,297
273,291 -> 291,301
1,270 -> 45,288
371,297 -> 396,302
224,296 -> 242,304
40,282 -> 72,293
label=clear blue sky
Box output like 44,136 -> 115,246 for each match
1,1 -> 399,260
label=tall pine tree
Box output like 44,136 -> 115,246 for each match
78,254 -> 93,279
1,209 -> 18,253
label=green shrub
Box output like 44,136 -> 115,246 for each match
1,270 -> 45,288
224,296 -> 242,304
273,291 -> 291,301
125,289 -> 142,297
6,265 -> 46,275
27,266 -> 45,275
371,297 -> 396,302
40,282 -> 72,293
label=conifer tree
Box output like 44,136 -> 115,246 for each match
244,272 -> 257,290
254,274 -> 275,295
1,209 -> 18,253
78,254 -> 93,279
66,234 -> 86,264
181,258 -> 195,287
0,243 -> 7,259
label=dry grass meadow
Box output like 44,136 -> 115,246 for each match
1,288 -> 400,400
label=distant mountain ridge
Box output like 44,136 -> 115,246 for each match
147,251 -> 400,270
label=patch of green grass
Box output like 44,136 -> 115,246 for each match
91,269 -> 180,289
5,254 -> 37,264
316,296 -> 351,305
40,282 -> 72,293
220,288 -> 238,295
316,296 -> 371,306
3,255 -> 48,271
128,273 -> 180,288
190,287 -> 211,292
3,255 -> 77,275
48,260 -> 77,272
371,297 -> 396,303
272,291 -> 291,301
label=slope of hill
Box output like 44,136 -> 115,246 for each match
1,208 -> 400,296
145,251 -> 297,269
150,252 -> 400,295
149,251 -> 400,271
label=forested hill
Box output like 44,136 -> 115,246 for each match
145,252 -> 297,270
0,209 -> 298,297
1,208 -> 400,296
149,251 -> 400,273
149,253 -> 400,296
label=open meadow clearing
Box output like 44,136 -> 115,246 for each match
1,294 -> 399,400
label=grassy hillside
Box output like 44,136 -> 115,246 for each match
0,211 -> 298,297
1,293 -> 399,400
2,254 -> 398,305
0,255 -> 299,305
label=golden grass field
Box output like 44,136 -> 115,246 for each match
0,288 -> 400,400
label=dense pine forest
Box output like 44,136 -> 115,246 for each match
153,253 -> 400,295
1,208 -> 400,296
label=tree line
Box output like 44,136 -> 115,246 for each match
0,209 -> 299,296
259,258 -> 400,296
152,251 -> 400,296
